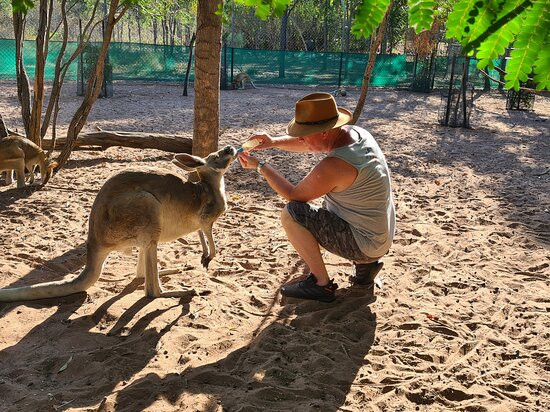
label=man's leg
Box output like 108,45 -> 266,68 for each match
281,205 -> 330,286
352,261 -> 384,287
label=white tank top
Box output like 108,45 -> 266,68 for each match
324,126 -> 396,258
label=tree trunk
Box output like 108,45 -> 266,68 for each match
0,114 -> 8,138
193,0 -> 223,157
28,0 -> 49,147
183,33 -> 196,96
137,15 -> 142,44
56,0 -> 128,169
279,7 -> 290,78
323,0 -> 328,51
12,11 -> 32,138
153,19 -> 158,45
351,2 -> 392,124
43,130 -> 192,153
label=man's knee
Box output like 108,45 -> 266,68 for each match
281,201 -> 304,227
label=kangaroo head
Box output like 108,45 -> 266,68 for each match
172,146 -> 237,181
42,157 -> 58,186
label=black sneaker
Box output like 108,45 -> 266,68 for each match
350,261 -> 383,287
280,273 -> 338,303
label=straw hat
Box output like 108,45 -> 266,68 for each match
286,92 -> 352,137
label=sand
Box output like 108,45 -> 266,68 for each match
0,79 -> 549,412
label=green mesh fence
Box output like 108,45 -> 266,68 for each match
0,38 -> 504,89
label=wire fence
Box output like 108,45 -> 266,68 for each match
0,38 -> 505,90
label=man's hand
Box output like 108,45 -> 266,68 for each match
246,133 -> 274,151
238,151 -> 261,170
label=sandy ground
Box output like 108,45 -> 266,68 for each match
0,79 -> 549,412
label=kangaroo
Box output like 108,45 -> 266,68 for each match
232,72 -> 257,90
0,135 -> 57,188
0,146 -> 238,302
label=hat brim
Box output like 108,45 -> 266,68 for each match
286,108 -> 353,137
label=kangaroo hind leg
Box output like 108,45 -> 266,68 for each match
143,241 -> 193,299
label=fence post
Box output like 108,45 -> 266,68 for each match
338,52 -> 344,88
462,57 -> 470,128
230,47 -> 234,85
220,43 -> 228,90
444,55 -> 456,126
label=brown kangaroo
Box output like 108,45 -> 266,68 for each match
0,135 -> 57,188
0,146 -> 237,302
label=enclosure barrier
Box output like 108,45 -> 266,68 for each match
0,38 -> 504,90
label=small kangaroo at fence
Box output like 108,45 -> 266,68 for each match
0,135 -> 57,188
232,72 -> 257,90
0,146 -> 238,302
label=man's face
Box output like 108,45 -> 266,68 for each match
300,132 -> 326,152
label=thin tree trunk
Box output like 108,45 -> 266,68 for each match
56,0 -> 129,169
42,0 -> 101,141
183,32 -> 196,96
279,7 -> 290,78
351,2 -> 392,124
137,15 -> 142,44
323,0 -> 328,51
171,17 -> 176,46
290,16 -> 307,50
0,114 -> 8,138
193,0 -> 223,157
153,19 -> 158,45
12,11 -> 32,138
28,0 -> 49,147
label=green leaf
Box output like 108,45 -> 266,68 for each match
533,42 -> 550,90
408,0 -> 435,33
505,0 -> 550,90
462,0 -> 532,55
351,0 -> 391,39
235,0 -> 290,20
11,0 -> 34,13
446,0 -> 478,41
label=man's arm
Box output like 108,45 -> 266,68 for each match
246,133 -> 308,153
271,135 -> 308,153
260,157 -> 357,202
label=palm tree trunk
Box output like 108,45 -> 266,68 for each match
193,0 -> 223,157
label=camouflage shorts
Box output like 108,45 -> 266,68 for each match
286,201 -> 371,263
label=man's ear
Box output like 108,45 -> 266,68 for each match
173,153 -> 206,172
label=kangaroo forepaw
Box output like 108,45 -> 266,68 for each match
201,255 -> 211,269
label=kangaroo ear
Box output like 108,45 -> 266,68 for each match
173,153 -> 206,171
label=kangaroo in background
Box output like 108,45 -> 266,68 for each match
0,146 -> 238,302
0,135 -> 57,188
232,72 -> 257,90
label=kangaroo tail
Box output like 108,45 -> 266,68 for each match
0,247 -> 108,303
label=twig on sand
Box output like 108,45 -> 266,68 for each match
341,343 -> 350,358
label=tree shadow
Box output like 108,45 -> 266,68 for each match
0,279 -> 194,412
110,289 -> 377,411
410,118 -> 549,245
0,184 -> 44,212
0,243 -> 87,320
